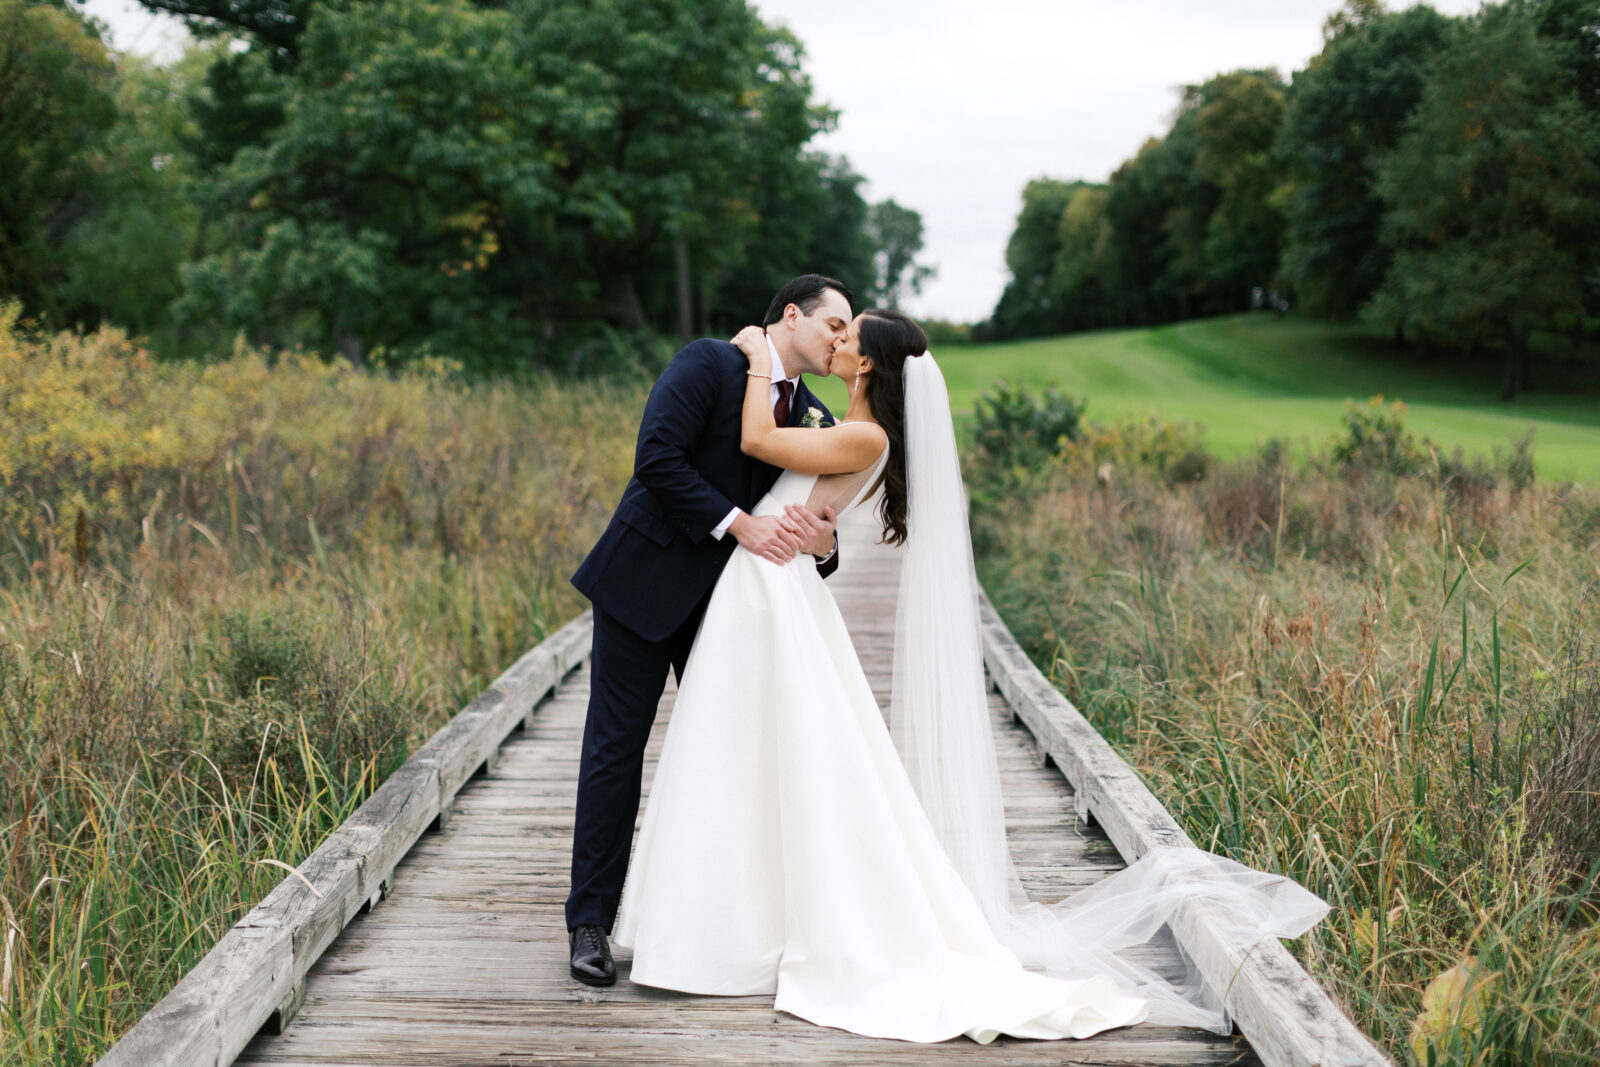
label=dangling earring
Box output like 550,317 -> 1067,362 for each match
853,368 -> 861,397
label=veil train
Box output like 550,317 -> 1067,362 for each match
889,353 -> 1328,1033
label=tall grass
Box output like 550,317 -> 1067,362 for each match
970,404 -> 1600,1064
0,307 -> 641,1064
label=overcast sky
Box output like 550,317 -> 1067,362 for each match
83,0 -> 1482,322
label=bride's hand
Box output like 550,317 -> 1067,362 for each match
731,326 -> 771,375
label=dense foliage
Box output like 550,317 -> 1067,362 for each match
0,0 -> 117,321
0,0 -> 932,371
983,0 -> 1600,401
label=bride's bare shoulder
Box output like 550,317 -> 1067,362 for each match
829,421 -> 888,471
835,420 -> 889,450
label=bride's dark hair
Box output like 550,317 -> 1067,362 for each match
857,309 -> 928,547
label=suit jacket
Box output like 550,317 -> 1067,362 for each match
571,338 -> 837,643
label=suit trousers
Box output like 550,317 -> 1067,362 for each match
566,598 -> 710,931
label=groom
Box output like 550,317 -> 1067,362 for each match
565,274 -> 854,985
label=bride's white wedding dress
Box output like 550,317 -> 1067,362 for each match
614,356 -> 1328,1045
612,450 -> 1147,1043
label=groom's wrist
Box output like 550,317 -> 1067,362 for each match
712,508 -> 742,540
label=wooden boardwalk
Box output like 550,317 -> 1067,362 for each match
231,516 -> 1262,1066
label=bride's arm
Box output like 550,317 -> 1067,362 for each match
734,327 -> 884,475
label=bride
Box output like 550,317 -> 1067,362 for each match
611,309 -> 1327,1043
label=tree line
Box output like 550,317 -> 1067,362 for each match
983,0 -> 1599,400
0,0 -> 934,372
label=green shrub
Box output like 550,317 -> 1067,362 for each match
217,610 -> 318,700
970,380 -> 1084,470
1162,446 -> 1212,487
1332,396 -> 1430,475
1497,428 -> 1537,496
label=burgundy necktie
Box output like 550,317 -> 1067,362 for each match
773,379 -> 794,427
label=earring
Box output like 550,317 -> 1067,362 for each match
853,368 -> 861,396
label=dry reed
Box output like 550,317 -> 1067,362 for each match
0,309 -> 641,1063
973,418 -> 1600,1065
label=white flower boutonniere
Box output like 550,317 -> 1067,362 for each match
800,407 -> 826,429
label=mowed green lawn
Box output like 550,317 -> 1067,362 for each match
811,313 -> 1600,481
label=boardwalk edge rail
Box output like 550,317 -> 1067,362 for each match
977,592 -> 1393,1067
97,611 -> 595,1067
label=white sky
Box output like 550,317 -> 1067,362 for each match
82,0 -> 1483,322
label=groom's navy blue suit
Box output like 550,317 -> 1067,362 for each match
567,338 -> 836,932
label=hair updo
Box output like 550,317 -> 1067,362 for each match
856,309 -> 928,546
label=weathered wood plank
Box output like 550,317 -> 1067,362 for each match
97,612 -> 596,1067
98,923 -> 295,1067
240,1022 -> 1256,1067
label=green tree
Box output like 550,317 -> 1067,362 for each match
866,198 -> 934,310
621,20 -> 850,343
1526,0 -> 1600,336
175,0 -> 541,364
175,0 -> 829,369
513,0 -> 819,340
1371,5 -> 1597,398
1099,113 -> 1215,324
137,0 -> 325,62
0,0 -> 116,320
705,151 -> 876,332
136,0 -> 325,175
785,154 -> 877,314
1050,184 -> 1112,331
187,47 -> 293,173
1192,69 -> 1288,301
1279,1 -> 1453,317
989,178 -> 1080,338
59,47 -> 213,338
989,79 -> 1240,340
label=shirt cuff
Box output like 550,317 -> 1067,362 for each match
711,507 -> 741,541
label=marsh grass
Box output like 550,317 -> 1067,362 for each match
0,311 -> 640,1063
972,415 -> 1600,1064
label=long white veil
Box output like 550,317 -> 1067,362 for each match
890,352 -> 1329,1033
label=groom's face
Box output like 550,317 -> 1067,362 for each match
784,288 -> 852,377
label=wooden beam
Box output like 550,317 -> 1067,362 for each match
97,612 -> 595,1067
976,593 -> 1392,1067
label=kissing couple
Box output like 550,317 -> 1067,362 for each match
564,274 -> 1329,1043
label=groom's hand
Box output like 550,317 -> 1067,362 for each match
782,504 -> 837,559
729,512 -> 804,566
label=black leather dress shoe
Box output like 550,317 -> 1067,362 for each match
569,924 -> 616,986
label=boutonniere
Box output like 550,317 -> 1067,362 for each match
800,407 -> 826,428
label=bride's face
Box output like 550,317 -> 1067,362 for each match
828,315 -> 869,382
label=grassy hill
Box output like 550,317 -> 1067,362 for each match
813,314 -> 1600,481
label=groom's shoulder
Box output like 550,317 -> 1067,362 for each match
657,338 -> 742,386
670,337 -> 740,366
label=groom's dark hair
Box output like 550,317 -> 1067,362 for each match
762,274 -> 854,327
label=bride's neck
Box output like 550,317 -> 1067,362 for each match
843,391 -> 875,425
